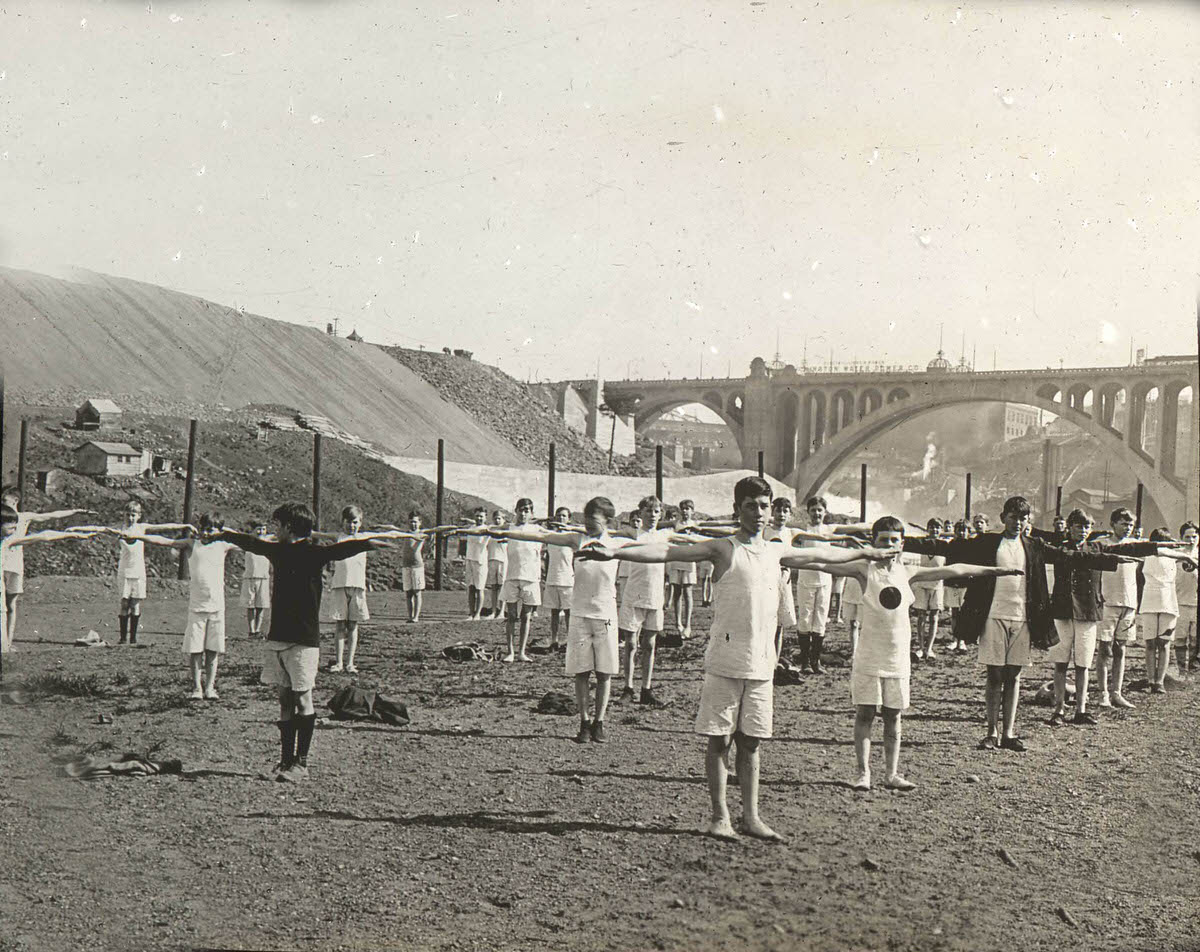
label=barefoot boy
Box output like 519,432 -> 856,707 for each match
667,499 -> 698,638
484,510 -> 509,618
1176,522 -> 1198,674
240,520 -> 272,637
324,506 -> 371,668
544,506 -> 575,649
582,476 -> 891,841
489,498 -> 543,662
462,507 -> 489,620
214,504 -> 395,781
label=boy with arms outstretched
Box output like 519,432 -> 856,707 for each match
491,497 -> 630,741
118,513 -> 238,699
461,507 -> 489,620
489,498 -> 543,662
316,506 -> 372,669
483,509 -> 509,619
214,503 -> 397,781
0,487 -> 93,650
815,517 -> 1025,790
1175,522 -> 1198,675
543,506 -> 576,650
581,477 -> 892,841
240,520 -> 272,638
666,499 -> 698,638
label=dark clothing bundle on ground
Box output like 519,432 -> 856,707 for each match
326,685 -> 410,725
443,642 -> 494,662
58,752 -> 184,779
221,533 -> 376,648
536,692 -> 576,715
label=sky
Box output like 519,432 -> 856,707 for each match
1,0 -> 1197,384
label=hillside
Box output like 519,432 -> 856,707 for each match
381,347 -> 687,477
2,400 -> 495,589
0,267 -> 529,467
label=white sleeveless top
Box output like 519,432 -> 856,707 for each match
1,513 -> 32,574
1176,547 -> 1198,608
331,532 -> 368,588
571,533 -> 627,620
243,550 -> 271,579
854,560 -> 915,679
704,537 -> 783,680
465,533 -> 489,563
187,540 -> 234,612
1139,556 -> 1177,615
546,544 -> 575,586
118,524 -> 147,579
487,535 -> 508,562
793,524 -> 835,590
506,538 -> 543,582
621,527 -> 673,610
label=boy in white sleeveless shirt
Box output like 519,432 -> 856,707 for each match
460,507 -> 490,620
543,506 -> 575,649
500,497 -> 631,742
240,520 -> 272,637
489,498 -> 543,662
317,505 -> 371,671
484,509 -> 509,619
811,516 -> 1022,792
584,477 -> 890,841
124,513 -> 237,699
1175,522 -> 1198,675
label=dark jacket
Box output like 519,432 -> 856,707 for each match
1047,541 -> 1120,622
905,533 -> 1118,649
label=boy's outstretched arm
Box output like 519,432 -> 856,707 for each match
780,544 -> 892,570
492,526 -> 580,547
910,563 -> 1026,583
10,528 -> 102,545
797,559 -> 870,584
141,522 -> 193,533
578,537 -> 722,565
211,530 -> 276,555
25,508 -> 95,524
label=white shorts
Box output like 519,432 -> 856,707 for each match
120,576 -> 147,600
1098,605 -> 1138,644
1048,619 -> 1098,668
697,560 -> 715,580
914,586 -> 944,612
777,572 -> 797,627
331,586 -> 370,621
402,568 -> 425,593
3,571 -> 23,596
843,601 -> 862,624
261,643 -> 320,693
486,560 -> 507,589
565,617 -> 619,676
795,584 -> 832,635
977,618 -> 1031,667
543,584 -> 573,611
618,601 -> 663,634
182,610 -> 226,654
502,578 -> 541,611
668,564 -> 697,586
465,558 -> 487,591
694,673 -> 773,738
944,586 -> 965,610
850,669 -> 910,710
1139,612 -> 1178,643
241,577 -> 270,609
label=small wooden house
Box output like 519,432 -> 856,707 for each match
74,441 -> 147,478
75,398 -> 122,430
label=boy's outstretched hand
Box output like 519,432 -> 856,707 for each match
575,543 -> 615,561
994,568 -> 1025,576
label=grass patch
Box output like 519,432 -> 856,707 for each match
20,673 -> 108,700
49,725 -> 80,747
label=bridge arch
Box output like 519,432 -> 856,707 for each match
788,387 -> 1189,527
857,388 -> 883,418
829,389 -> 855,437
629,394 -> 747,455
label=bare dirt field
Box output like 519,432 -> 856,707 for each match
2,577 -> 1198,952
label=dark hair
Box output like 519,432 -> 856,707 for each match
1149,527 -> 1173,542
1001,496 -> 1031,519
805,496 -> 827,511
583,497 -> 616,520
1180,521 -> 1198,537
408,510 -> 421,521
198,512 -> 224,532
871,515 -> 905,540
0,486 -> 18,501
1110,507 -> 1135,525
926,517 -> 942,533
1066,508 -> 1092,528
678,499 -> 695,510
1,504 -> 18,525
341,505 -> 363,522
272,502 -> 315,538
734,476 -> 773,508
638,495 -> 661,511
515,498 -> 534,511
555,506 -> 572,519
771,497 -> 793,512
473,506 -> 487,515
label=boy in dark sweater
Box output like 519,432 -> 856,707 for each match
215,503 -> 398,782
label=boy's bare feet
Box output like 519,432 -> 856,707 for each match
502,652 -> 515,663
700,817 -> 739,841
518,653 -> 534,663
741,818 -> 785,842
884,774 -> 916,791
851,770 -> 871,791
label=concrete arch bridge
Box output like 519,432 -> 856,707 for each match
583,356 -> 1198,526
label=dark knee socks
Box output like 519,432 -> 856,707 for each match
278,718 -> 297,765
129,615 -> 139,643
119,615 -> 128,642
810,634 -> 825,670
295,714 -> 317,763
797,632 -> 812,664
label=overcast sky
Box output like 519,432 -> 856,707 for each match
2,0 -> 1197,383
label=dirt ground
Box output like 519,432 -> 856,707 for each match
1,577 -> 1198,952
